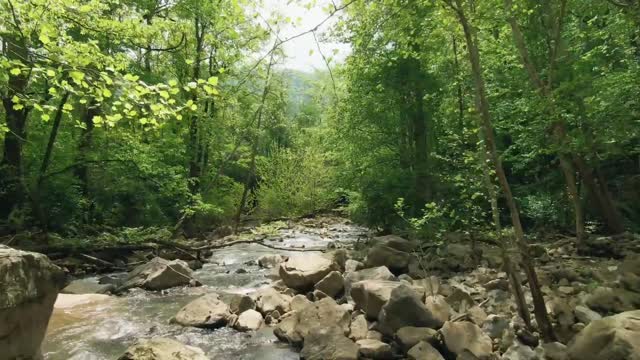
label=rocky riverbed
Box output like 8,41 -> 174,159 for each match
3,216 -> 639,360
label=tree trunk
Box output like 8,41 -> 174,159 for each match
187,15 -> 205,195
0,34 -> 30,220
234,50 -> 277,231
449,0 -> 556,341
503,0 -> 585,245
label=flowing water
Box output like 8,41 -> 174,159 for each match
42,219 -> 367,360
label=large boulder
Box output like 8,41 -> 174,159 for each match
344,266 -> 396,298
300,326 -> 359,360
315,271 -> 344,298
172,293 -> 232,328
568,310 -> 640,360
118,337 -> 207,360
378,284 -> 443,336
117,257 -> 198,292
365,235 -> 417,274
274,297 -> 351,346
424,295 -> 452,325
0,246 -> 64,360
351,280 -> 401,320
349,313 -> 368,341
440,321 -> 493,359
279,253 -> 340,291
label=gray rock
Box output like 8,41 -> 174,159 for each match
574,305 -> 602,325
349,313 -> 368,340
315,271 -> 344,298
351,280 -> 402,319
118,337 -> 207,360
279,253 -> 340,291
345,259 -> 364,273
274,297 -> 351,346
585,287 -> 640,314
482,314 -> 510,339
407,341 -> 445,360
542,342 -> 568,360
219,292 -> 255,314
502,342 -> 544,360
484,278 -> 509,291
365,235 -> 417,274
356,339 -> 393,360
254,287 -> 292,316
290,294 -> 312,312
424,295 -> 452,325
378,284 -> 443,336
568,310 -> 640,360
258,254 -> 285,268
300,326 -> 359,360
396,326 -> 438,352
0,246 -> 65,360
440,321 -> 492,359
62,280 -> 114,294
118,257 -> 198,292
234,309 -> 263,331
172,293 -> 232,328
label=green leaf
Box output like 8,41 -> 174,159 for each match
10,68 -> 21,76
46,69 -> 56,77
70,71 -> 85,84
42,114 -> 50,121
207,76 -> 218,86
102,88 -> 112,98
63,103 -> 74,111
159,90 -> 170,99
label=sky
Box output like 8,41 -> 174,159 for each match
260,0 -> 351,72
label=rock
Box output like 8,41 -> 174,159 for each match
516,328 -> 539,348
0,246 -> 65,360
327,249 -> 348,271
378,284 -> 443,336
619,255 -> 640,293
440,321 -> 492,359
365,235 -> 417,274
585,287 -> 640,314
258,254 -> 285,269
467,305 -> 488,325
446,288 -> 475,312
542,342 -> 568,360
345,266 -> 397,286
568,310 -> 640,360
118,257 -> 198,292
290,294 -> 313,312
484,278 -> 509,291
574,305 -> 602,325
118,337 -> 207,360
300,327 -> 359,360
274,297 -> 350,346
234,309 -> 263,331
356,339 -> 393,360
366,330 -> 383,341
345,259 -> 364,273
424,295 -> 452,325
235,268 -> 248,274
502,342 -> 544,360
172,293 -> 232,328
396,326 -> 438,352
254,287 -> 292,315
349,313 -> 368,340
313,289 -> 329,300
315,271 -> 344,298
218,292 -> 255,314
351,280 -> 402,319
62,279 -> 114,294
407,341 -> 445,360
279,253 -> 340,291
482,314 -> 510,339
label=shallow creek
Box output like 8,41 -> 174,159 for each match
42,219 -> 367,359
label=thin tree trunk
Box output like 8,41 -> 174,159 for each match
452,36 -> 465,136
448,0 -> 556,341
503,0 -> 585,245
234,50 -> 277,231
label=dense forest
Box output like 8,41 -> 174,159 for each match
1,0 -> 640,359
1,0 -> 639,239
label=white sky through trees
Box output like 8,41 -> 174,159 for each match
260,0 -> 350,72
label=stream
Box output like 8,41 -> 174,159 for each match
42,219 -> 367,360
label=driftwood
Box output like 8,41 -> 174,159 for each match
195,238 -> 325,252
